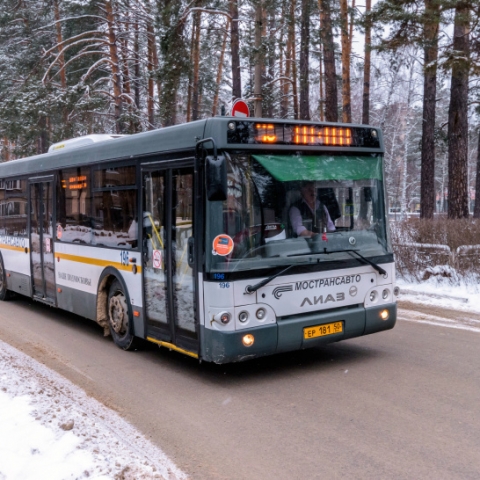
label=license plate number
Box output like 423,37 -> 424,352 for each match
304,321 -> 343,339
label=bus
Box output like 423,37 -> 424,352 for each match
0,118 -> 397,363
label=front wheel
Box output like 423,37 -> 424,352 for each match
107,279 -> 139,350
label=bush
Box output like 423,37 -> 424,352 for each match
390,217 -> 480,281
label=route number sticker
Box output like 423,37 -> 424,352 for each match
212,234 -> 234,256
153,249 -> 162,269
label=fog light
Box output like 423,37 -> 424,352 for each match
238,311 -> 249,323
380,309 -> 389,321
220,312 -> 231,324
382,289 -> 390,300
369,290 -> 378,302
242,334 -> 255,347
256,308 -> 266,320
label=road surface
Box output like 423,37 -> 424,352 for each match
0,296 -> 479,479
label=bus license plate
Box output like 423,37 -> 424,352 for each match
304,322 -> 343,339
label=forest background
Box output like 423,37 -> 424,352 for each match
0,0 -> 480,226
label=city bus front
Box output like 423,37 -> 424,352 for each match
201,119 -> 397,363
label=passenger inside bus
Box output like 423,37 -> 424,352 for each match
289,182 -> 336,237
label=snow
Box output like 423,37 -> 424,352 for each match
0,340 -> 186,480
396,275 -> 480,314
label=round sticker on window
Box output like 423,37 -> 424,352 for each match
212,234 -> 234,256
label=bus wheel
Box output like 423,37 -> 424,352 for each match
107,280 -> 138,351
0,255 -> 11,301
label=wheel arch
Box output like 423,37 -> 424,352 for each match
96,267 -> 132,336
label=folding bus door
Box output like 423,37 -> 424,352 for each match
29,178 -> 56,304
142,166 -> 198,352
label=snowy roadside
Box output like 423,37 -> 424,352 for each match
396,276 -> 480,315
0,340 -> 186,480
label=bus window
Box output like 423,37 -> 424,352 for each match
92,166 -> 137,249
0,179 -> 28,237
57,168 -> 92,244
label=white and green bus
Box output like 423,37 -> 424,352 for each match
0,118 -> 397,363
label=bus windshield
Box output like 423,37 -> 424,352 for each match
206,152 -> 391,273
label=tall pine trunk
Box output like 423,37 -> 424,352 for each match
474,132 -> 480,218
299,0 -> 311,120
319,0 -> 338,122
420,0 -> 440,219
339,0 -> 351,123
212,20 -> 229,116
289,0 -> 299,118
254,1 -> 263,118
105,0 -> 124,133
230,0 -> 242,100
362,0 -> 371,125
447,2 -> 470,219
191,11 -> 202,121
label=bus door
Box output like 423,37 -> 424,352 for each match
29,177 -> 56,304
142,166 -> 198,351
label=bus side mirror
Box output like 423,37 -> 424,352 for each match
206,155 -> 227,201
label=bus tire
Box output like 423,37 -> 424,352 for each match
0,254 -> 11,301
107,279 -> 138,351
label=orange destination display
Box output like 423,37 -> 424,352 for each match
226,120 -> 380,148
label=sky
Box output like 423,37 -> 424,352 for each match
0,275 -> 479,480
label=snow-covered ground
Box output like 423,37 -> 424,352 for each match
397,276 -> 480,314
1,274 -> 478,480
0,340 -> 186,480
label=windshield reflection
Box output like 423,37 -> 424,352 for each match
206,153 -> 391,273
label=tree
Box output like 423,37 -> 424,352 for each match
339,0 -> 353,123
299,0 -> 311,119
447,1 -> 470,219
420,0 -> 440,219
474,131 -> 480,218
318,0 -> 338,122
230,0 -> 242,100
362,0 -> 372,124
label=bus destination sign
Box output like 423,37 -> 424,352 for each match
227,121 -> 380,148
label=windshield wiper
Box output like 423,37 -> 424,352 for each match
288,248 -> 386,275
245,265 -> 295,294
346,249 -> 386,275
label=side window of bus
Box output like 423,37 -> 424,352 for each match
93,165 -> 137,249
57,168 -> 93,244
0,179 -> 28,237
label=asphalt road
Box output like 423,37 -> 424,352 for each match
0,296 -> 479,479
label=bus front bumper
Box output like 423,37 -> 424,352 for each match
200,303 -> 397,364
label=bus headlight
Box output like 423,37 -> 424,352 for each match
220,312 -> 231,324
369,290 -> 378,302
242,334 -> 255,347
238,311 -> 249,323
256,308 -> 266,320
394,286 -> 400,296
382,289 -> 390,300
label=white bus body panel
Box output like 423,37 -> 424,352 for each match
54,243 -> 143,308
203,263 -> 395,332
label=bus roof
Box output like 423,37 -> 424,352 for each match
0,118 -> 383,179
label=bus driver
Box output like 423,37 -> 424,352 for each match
289,182 -> 336,237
